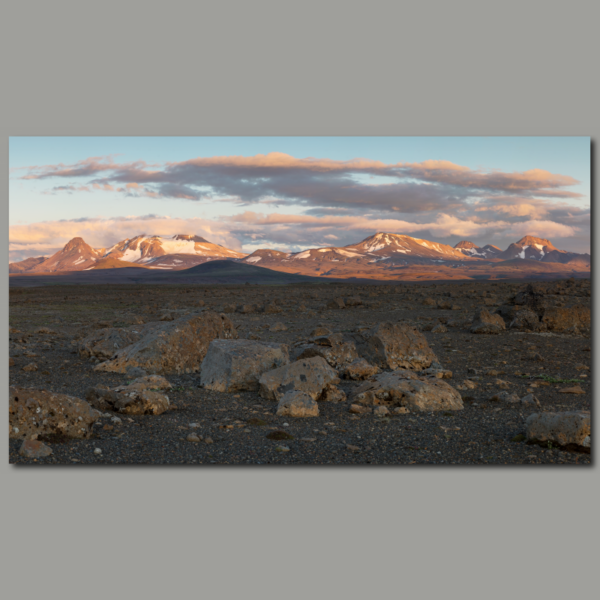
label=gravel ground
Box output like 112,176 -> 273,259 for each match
8,280 -> 592,466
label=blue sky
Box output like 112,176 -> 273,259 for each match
9,136 -> 591,260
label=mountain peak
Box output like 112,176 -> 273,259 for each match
63,237 -> 90,251
454,241 -> 477,249
515,236 -> 556,249
172,234 -> 210,243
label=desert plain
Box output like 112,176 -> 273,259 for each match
8,274 -> 591,466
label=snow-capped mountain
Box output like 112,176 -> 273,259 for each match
9,232 -> 590,275
454,240 -> 502,258
345,232 -> 473,262
9,234 -> 246,273
103,234 -> 246,268
26,237 -> 104,272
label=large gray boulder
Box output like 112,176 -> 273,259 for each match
201,339 -> 289,392
9,386 -> 101,440
526,411 -> 590,450
78,327 -> 143,359
349,370 -> 463,412
357,322 -> 438,370
94,312 -> 237,375
259,356 -> 340,402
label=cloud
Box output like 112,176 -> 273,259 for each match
12,152 -> 588,258
507,220 -> 579,239
16,153 -> 583,211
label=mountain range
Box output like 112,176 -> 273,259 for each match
9,232 -> 590,280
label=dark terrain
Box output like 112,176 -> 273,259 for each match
8,277 -> 592,466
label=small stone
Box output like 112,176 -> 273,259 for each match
111,416 -> 122,424
393,407 -> 409,415
520,393 -> 541,406
346,444 -> 361,452
559,385 -> 585,394
19,439 -> 53,458
94,448 -> 102,455
187,433 -> 201,442
204,437 -> 214,444
373,406 -> 390,417
275,445 -> 290,452
269,322 -> 288,332
22,363 -> 38,372
349,404 -> 371,414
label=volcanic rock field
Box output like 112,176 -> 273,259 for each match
8,277 -> 591,465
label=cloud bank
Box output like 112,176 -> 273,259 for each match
10,152 -> 590,260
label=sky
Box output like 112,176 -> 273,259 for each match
9,136 -> 591,262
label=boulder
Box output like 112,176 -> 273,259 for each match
9,386 -> 101,440
263,302 -> 283,314
236,304 -> 258,314
296,333 -> 359,368
85,386 -> 169,415
276,391 -> 320,417
269,322 -> 287,332
542,305 -> 590,333
94,311 -> 237,375
327,297 -> 345,309
506,307 -> 546,332
431,323 -> 447,333
310,326 -> 332,337
78,327 -> 144,359
341,358 -> 380,380
321,386 -> 346,403
349,370 -> 463,412
344,296 -> 362,307
357,322 -> 438,370
200,339 -> 289,392
525,411 -> 590,450
259,356 -> 340,402
470,309 -> 506,334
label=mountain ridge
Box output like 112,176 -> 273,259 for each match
10,231 -> 590,278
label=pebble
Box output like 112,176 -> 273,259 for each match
94,448 -> 102,455
204,437 -> 214,444
187,433 -> 201,442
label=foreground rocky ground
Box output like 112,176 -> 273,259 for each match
8,278 -> 591,465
